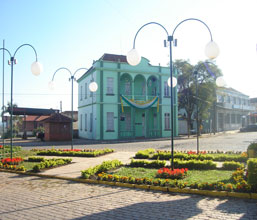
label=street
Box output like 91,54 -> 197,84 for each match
20,131 -> 257,152
0,172 -> 256,220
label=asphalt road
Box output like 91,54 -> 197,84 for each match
19,131 -> 257,152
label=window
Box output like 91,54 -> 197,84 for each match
85,113 -> 87,131
107,77 -> 114,94
80,114 -> 83,130
231,114 -> 236,124
80,86 -> 83,101
125,81 -> 131,95
164,113 -> 170,130
107,112 -> 114,131
85,83 -> 87,99
233,97 -> 236,104
237,114 -> 241,124
225,114 -> 230,124
153,113 -> 157,129
90,113 -> 93,132
164,81 -> 169,97
125,113 -> 131,131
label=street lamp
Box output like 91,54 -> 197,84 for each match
127,18 -> 219,169
0,44 -> 42,159
49,67 -> 88,149
89,81 -> 98,139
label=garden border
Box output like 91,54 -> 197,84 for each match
1,169 -> 256,200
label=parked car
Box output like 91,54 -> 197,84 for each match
240,124 -> 257,132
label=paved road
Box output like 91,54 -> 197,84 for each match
20,131 -> 257,152
0,172 -> 256,220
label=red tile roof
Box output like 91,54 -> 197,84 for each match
100,53 -> 128,63
39,113 -> 72,123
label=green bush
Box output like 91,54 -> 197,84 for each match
129,159 -> 166,168
222,161 -> 244,170
81,160 -> 122,179
36,148 -> 114,157
247,143 -> 257,158
173,159 -> 216,170
135,148 -> 155,159
32,158 -> 72,172
247,158 -> 257,192
28,157 -> 45,162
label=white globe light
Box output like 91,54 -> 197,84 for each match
48,81 -> 54,90
126,48 -> 141,66
205,41 -> 220,59
89,82 -> 98,92
216,76 -> 226,87
31,61 -> 43,76
168,77 -> 177,88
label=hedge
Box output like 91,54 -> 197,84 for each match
222,161 -> 244,170
135,148 -> 155,159
130,159 -> 166,168
32,158 -> 72,172
36,148 -> 114,157
247,158 -> 257,191
173,159 -> 216,170
81,160 -> 122,179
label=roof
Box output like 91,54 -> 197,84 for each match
99,53 -> 128,63
39,113 -> 72,123
9,107 -> 59,116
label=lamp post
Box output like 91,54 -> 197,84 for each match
0,44 -> 42,159
49,67 -> 88,149
2,40 -> 5,157
127,18 -> 219,170
89,81 -> 98,139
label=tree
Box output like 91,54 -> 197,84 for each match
175,59 -> 222,137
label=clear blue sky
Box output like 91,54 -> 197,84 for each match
0,0 -> 256,112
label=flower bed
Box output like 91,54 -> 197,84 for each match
34,148 -> 114,157
1,157 -> 23,165
156,168 -> 188,179
135,149 -> 248,162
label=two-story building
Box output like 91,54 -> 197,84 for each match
77,53 -> 178,140
215,87 -> 255,131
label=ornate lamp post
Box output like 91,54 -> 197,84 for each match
0,44 -> 43,159
49,67 -> 88,149
127,18 -> 219,169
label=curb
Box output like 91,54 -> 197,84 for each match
0,169 -> 256,200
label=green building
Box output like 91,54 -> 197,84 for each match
77,54 -> 178,140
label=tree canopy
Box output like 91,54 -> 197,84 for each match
175,59 -> 222,136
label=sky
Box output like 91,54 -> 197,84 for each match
0,0 -> 256,112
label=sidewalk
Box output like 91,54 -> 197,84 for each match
40,151 -> 135,178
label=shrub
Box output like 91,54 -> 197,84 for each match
173,159 -> 216,170
81,160 -> 122,179
32,158 -> 72,172
36,148 -> 114,157
129,159 -> 166,168
222,161 -> 244,170
247,158 -> 257,192
247,143 -> 257,158
28,157 -> 45,162
135,148 -> 155,159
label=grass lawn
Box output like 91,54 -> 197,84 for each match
1,149 -> 37,159
109,167 -> 234,184
18,161 -> 40,171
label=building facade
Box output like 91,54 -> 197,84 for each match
214,87 -> 255,131
77,54 -> 178,140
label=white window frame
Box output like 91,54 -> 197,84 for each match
164,113 -> 170,130
164,81 -> 169,97
107,77 -> 114,94
80,86 -> 83,101
85,113 -> 87,131
80,114 -> 83,130
85,83 -> 87,99
107,112 -> 114,131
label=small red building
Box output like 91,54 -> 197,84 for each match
40,113 -> 72,141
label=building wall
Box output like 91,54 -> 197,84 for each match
78,55 -> 178,140
44,122 -> 71,141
